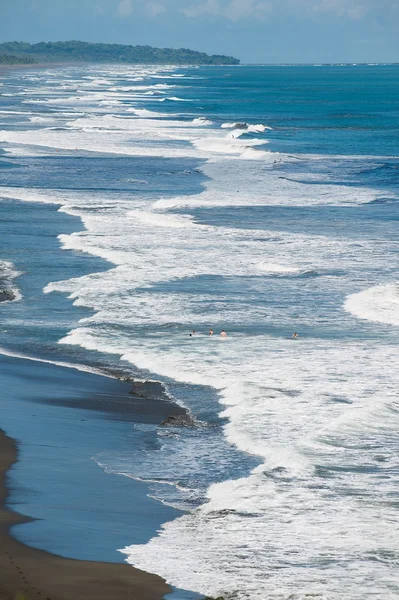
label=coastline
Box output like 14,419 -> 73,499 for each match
0,80 -> 202,597
0,62 -> 71,73
1,57 -> 398,600
0,429 -> 172,600
0,351 -> 197,599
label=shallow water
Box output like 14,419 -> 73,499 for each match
1,63 -> 399,600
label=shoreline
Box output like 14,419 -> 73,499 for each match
0,429 -> 172,600
0,351 -> 198,599
0,63 -> 204,599
0,62 -> 73,73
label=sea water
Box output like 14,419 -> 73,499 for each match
0,63 -> 399,599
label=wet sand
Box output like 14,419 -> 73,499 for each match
0,352 -> 189,598
0,429 -> 172,600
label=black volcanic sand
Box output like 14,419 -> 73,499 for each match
0,430 -> 172,600
0,352 -> 194,598
33,374 -> 187,423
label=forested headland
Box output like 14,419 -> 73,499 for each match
0,41 -> 239,65
0,53 -> 36,65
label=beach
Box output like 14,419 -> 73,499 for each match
0,429 -> 171,600
0,351 -> 191,600
1,61 -> 398,599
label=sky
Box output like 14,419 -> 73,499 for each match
1,0 -> 398,63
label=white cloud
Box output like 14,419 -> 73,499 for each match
183,0 -> 221,17
146,2 -> 167,16
346,5 -> 368,18
108,0 -> 394,21
256,1 -> 273,12
179,0 -> 397,20
310,0 -> 368,18
183,0 -> 271,19
298,0 -> 398,19
117,0 -> 134,17
226,0 -> 272,19
93,5 -> 106,14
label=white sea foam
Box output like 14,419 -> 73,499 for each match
128,210 -> 194,228
192,117 -> 213,126
117,339 -> 399,600
221,121 -> 272,132
29,116 -> 57,124
53,302 -> 399,599
165,96 -> 193,102
0,260 -> 22,302
344,282 -> 399,326
0,110 -> 34,116
4,64 -> 399,600
0,128 -> 198,158
153,157 -> 386,210
0,111 -> 274,159
127,108 -> 167,118
255,262 -> 301,274
247,123 -> 271,133
192,134 -> 267,156
0,345 -> 116,377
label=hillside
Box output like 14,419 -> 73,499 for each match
0,54 -> 36,65
0,41 -> 239,65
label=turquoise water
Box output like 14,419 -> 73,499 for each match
0,64 -> 399,600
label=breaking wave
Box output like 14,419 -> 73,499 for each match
345,282 -> 399,326
0,260 -> 21,303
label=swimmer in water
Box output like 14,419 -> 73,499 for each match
189,330 -> 196,337
220,330 -> 227,338
292,332 -> 299,338
209,329 -> 214,336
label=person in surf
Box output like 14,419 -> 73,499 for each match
292,332 -> 299,338
220,330 -> 227,337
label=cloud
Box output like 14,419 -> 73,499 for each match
183,0 -> 271,19
182,0 -> 221,17
146,2 -> 167,16
179,0 -> 398,21
225,0 -> 272,19
117,0 -> 134,17
309,0 -> 368,18
90,0 -> 398,21
296,0 -> 399,19
93,5 -> 106,14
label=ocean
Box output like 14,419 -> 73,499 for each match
0,63 -> 399,600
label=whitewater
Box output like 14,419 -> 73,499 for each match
0,63 -> 398,600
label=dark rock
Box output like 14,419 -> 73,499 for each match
160,413 -> 196,428
0,289 -> 15,302
129,380 -> 169,401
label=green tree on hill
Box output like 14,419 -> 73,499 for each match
0,41 -> 239,65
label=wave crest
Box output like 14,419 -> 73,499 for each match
344,282 -> 399,326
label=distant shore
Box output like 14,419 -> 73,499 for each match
0,62 -> 74,73
0,41 -> 239,66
